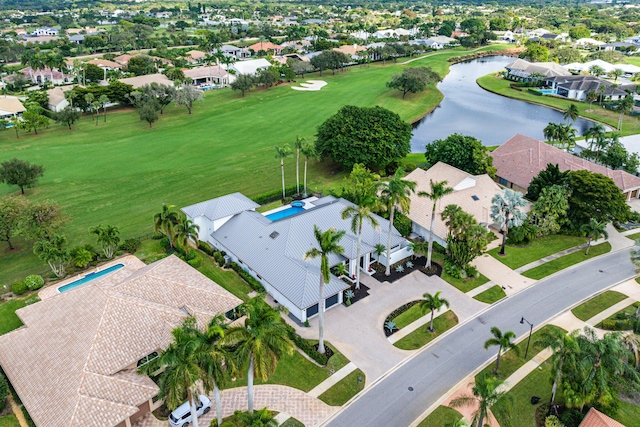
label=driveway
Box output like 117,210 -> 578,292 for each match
291,270 -> 486,384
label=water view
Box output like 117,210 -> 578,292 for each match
410,56 -> 596,152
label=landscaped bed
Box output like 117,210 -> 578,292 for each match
371,257 -> 429,283
596,301 -> 640,330
473,285 -> 507,304
488,235 -> 587,270
318,368 -> 366,406
522,242 -> 612,280
394,311 -> 458,350
431,252 -> 490,292
571,290 -> 628,322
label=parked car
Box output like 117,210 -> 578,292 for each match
168,395 -> 212,427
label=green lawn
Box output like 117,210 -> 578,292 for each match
596,302 -> 640,328
473,285 -> 506,304
616,399 -> 640,427
625,232 -> 640,241
391,302 -> 427,330
416,406 -> 465,427
571,290 -> 628,321
0,297 -> 29,335
432,252 -> 490,292
318,368 -> 366,406
476,325 -> 566,382
394,310 -> 458,350
0,45 -> 510,285
522,242 -> 612,280
488,235 -> 587,270
0,415 -> 20,427
280,418 -> 305,427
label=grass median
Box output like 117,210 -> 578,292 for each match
318,368 -> 366,406
473,285 -> 506,304
488,235 -> 586,270
571,290 -> 628,322
522,242 -> 611,280
394,310 -> 458,350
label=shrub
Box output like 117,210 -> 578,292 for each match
444,260 -> 466,279
187,257 -> 202,268
284,323 -> 328,365
393,212 -> 412,237
198,241 -> 215,256
213,251 -> 226,266
119,238 -> 141,253
228,262 -> 265,292
0,370 -> 8,412
70,247 -> 93,268
559,408 -> 584,427
24,275 -> 44,291
11,281 -> 27,295
601,319 -> 633,330
250,185 -> 299,205
159,237 -> 170,250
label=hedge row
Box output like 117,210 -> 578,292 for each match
250,185 -> 299,205
601,319 -> 633,331
384,300 -> 422,326
228,262 -> 265,293
284,323 -> 329,365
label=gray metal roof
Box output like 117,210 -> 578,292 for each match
212,196 -> 405,310
182,192 -> 259,221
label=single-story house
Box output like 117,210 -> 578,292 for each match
33,27 -> 60,36
247,41 -> 284,55
46,85 -> 74,112
220,44 -> 251,60
490,134 -> 640,200
182,193 -> 410,322
573,38 -> 605,48
118,73 -> 173,89
113,54 -> 133,65
600,42 -> 638,53
545,75 -> 635,101
333,44 -> 367,59
229,58 -> 271,76
505,58 -> 571,81
184,49 -> 207,63
578,407 -> 626,427
404,162 -> 505,247
0,255 -> 242,427
182,65 -> 229,86
87,58 -> 123,71
10,67 -> 73,85
0,96 -> 26,118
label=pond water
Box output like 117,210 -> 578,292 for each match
410,56 -> 596,152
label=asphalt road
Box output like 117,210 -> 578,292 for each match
323,249 -> 636,427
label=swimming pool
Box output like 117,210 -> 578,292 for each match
265,206 -> 306,221
58,263 -> 125,293
539,89 -> 557,95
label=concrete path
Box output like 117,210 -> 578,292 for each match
466,281 -> 496,297
290,270 -> 486,384
387,307 -> 446,344
585,298 -> 636,327
308,362 -> 357,398
472,254 -> 536,295
498,348 -> 552,393
601,223 -> 635,252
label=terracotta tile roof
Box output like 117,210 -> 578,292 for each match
578,407 -> 626,427
118,73 -> 173,89
0,96 -> 26,114
333,44 -> 367,56
0,255 -> 242,427
404,162 -> 509,241
87,59 -> 122,69
490,134 -> 640,193
247,41 -> 284,52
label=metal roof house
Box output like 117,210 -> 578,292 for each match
182,194 -> 410,322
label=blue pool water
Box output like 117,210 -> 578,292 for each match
539,89 -> 557,95
58,263 -> 125,293
265,207 -> 306,221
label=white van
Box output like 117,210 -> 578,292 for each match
168,395 -> 212,427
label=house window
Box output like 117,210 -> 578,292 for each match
326,294 -> 339,308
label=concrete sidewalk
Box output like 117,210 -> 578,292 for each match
308,362 -> 357,398
472,254 -> 536,295
466,281 -> 495,297
585,298 -> 636,327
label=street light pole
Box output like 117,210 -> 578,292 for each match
520,316 -> 533,359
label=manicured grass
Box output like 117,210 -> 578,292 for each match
432,252 -> 490,292
488,235 -> 587,270
227,341 -> 348,392
476,325 -> 566,382
572,290 -> 628,321
522,242 -> 612,280
392,302 -> 427,330
318,368 -> 366,406
0,45 -> 510,285
134,239 -> 167,264
394,310 -> 458,350
625,232 -> 640,241
473,285 -> 506,304
0,415 -> 20,427
416,406 -> 465,427
0,298 -> 28,335
280,418 -> 305,427
616,399 -> 640,427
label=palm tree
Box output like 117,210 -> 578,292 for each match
543,122 -> 560,146
225,296 -> 294,414
138,318 -> 209,427
154,203 -> 180,249
631,240 -> 640,273
484,326 -> 518,374
557,123 -> 577,151
234,407 -> 278,427
447,417 -> 470,427
174,215 -> 200,251
418,180 -> 453,269
342,201 -> 379,290
586,89 -> 598,111
299,140 -> 316,197
379,167 -> 416,275
98,94 -> 109,123
89,224 -> 120,259
374,243 -> 386,267
64,90 -> 78,109
420,291 -> 450,332
490,189 -> 527,256
610,68 -> 624,82
580,218 -> 608,255
450,374 -> 509,427
537,328 -> 580,405
294,136 -> 306,196
589,65 -> 605,77
584,124 -> 606,153
622,332 -> 640,369
304,226 -> 346,354
617,94 -> 634,131
274,144 -> 293,201
84,93 -> 95,121
563,104 -> 579,122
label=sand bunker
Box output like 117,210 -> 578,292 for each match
291,80 -> 327,91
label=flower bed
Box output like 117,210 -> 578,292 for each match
372,256 -> 439,283
383,300 -> 422,337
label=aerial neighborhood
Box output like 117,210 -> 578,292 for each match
3,1 -> 640,427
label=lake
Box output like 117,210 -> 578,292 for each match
410,56 -> 596,152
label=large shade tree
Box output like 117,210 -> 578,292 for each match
304,226 -> 346,354
418,180 -> 453,268
424,134 -> 496,177
567,170 -> 630,226
490,189 -> 527,256
0,158 -> 44,195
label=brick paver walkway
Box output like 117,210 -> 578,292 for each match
133,385 -> 335,427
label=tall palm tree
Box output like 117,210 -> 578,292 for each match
89,224 -> 120,259
174,215 -> 200,251
294,136 -> 306,196
418,180 -> 453,269
304,226 -> 346,354
557,123 -> 576,151
420,291 -> 450,332
274,144 -> 293,201
580,218 -> 608,255
490,189 -> 527,256
64,90 -> 78,109
379,167 -> 416,275
300,140 -> 315,197
584,124 -> 606,153
617,94 -> 634,131
610,68 -> 624,82
484,326 -> 519,374
225,296 -> 294,414
84,93 -> 95,120
138,318 -> 209,427
342,201 -> 379,290
154,203 -> 180,249
589,65 -> 605,77
563,104 -> 579,122
537,328 -> 580,405
98,94 -> 109,122
450,374 -> 509,427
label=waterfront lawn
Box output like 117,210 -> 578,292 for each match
488,235 -> 586,270
318,369 -> 366,406
522,242 -> 611,280
0,46 -> 509,285
417,406 -> 465,427
571,290 -> 628,321
394,311 -> 458,350
473,285 -> 506,304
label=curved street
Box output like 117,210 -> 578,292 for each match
322,249 -> 637,427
